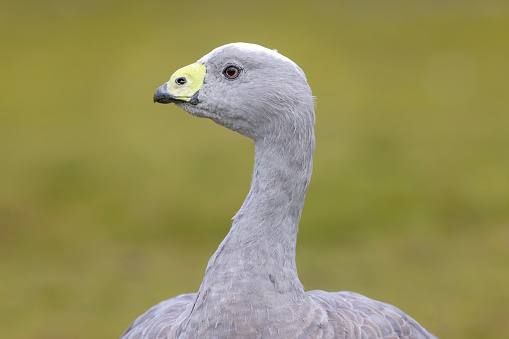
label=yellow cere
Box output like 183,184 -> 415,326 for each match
166,62 -> 206,101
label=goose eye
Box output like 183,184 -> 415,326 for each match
223,65 -> 240,79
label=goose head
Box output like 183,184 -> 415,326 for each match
153,42 -> 315,141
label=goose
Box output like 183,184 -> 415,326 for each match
120,42 -> 437,339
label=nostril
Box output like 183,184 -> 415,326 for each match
175,77 -> 187,85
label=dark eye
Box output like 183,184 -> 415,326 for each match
175,77 -> 187,85
223,65 -> 240,79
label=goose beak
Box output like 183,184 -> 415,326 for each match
153,83 -> 177,104
153,62 -> 205,105
154,82 -> 178,104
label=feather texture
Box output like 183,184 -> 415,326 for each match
121,43 -> 437,339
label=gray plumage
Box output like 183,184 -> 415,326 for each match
121,43 -> 437,339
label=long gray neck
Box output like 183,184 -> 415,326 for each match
176,116 -> 315,336
194,122 -> 315,303
229,130 -> 314,274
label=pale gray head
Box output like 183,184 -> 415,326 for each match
154,42 -> 315,141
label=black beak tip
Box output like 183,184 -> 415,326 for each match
153,83 -> 176,104
153,96 -> 172,104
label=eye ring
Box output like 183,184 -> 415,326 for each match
223,65 -> 241,79
175,77 -> 187,85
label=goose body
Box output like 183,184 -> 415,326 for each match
121,43 -> 437,339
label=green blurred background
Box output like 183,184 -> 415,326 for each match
1,0 -> 508,338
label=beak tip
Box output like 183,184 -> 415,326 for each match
153,83 -> 176,104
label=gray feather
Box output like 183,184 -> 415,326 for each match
121,43 -> 437,339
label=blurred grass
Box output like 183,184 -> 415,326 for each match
1,0 -> 508,338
